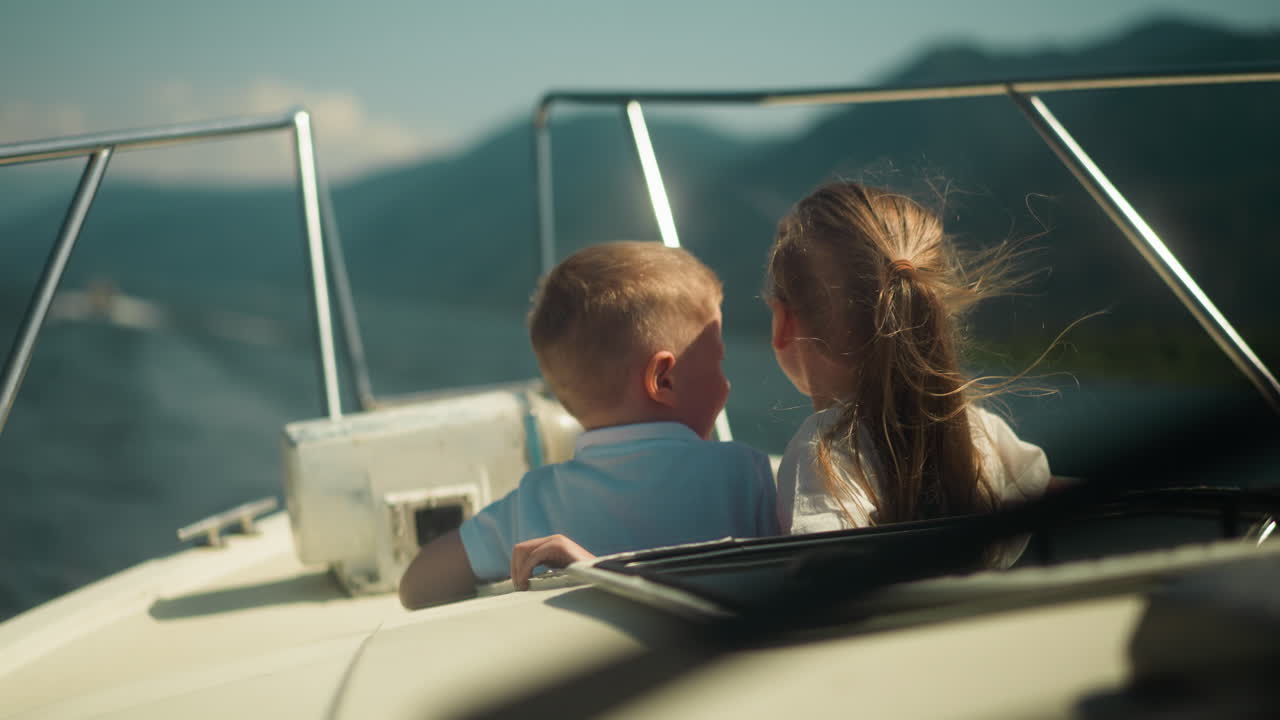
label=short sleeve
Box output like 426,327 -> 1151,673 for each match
972,408 -> 1051,504
458,491 -> 518,581
777,410 -> 870,535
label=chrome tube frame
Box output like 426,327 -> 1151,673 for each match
535,107 -> 557,276
533,65 -> 1280,415
622,101 -> 733,441
537,66 -> 1280,110
1007,91 -> 1280,413
0,148 -> 113,433
0,112 -> 293,166
0,109 -> 364,434
318,165 -> 376,411
291,112 -> 343,420
623,101 -> 681,249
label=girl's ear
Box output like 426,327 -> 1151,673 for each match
643,350 -> 678,407
770,299 -> 796,351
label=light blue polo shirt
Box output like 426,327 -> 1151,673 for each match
459,421 -> 779,581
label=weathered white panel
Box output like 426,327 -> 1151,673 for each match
282,382 -> 581,593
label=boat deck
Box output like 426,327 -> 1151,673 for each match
0,513 -> 647,718
10,509 -> 1275,718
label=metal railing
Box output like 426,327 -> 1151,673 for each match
0,109 -> 377,434
533,65 -> 1280,415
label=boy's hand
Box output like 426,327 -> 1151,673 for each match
510,534 -> 597,590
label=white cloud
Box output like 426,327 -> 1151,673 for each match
0,100 -> 88,140
1,80 -> 453,184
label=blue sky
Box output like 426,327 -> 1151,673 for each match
3,1 -> 1277,182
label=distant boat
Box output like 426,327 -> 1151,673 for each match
49,275 -> 290,347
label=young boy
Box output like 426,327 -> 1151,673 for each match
398,241 -> 778,609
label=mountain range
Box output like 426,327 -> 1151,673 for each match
2,17 -> 1278,383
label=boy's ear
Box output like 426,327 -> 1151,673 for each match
644,350 -> 678,407
770,299 -> 796,351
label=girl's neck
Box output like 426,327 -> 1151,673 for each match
788,342 -> 856,415
811,394 -> 840,412
802,357 -> 856,414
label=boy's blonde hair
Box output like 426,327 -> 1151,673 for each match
529,241 -> 723,420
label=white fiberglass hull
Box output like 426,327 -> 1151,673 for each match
6,506 -> 1277,718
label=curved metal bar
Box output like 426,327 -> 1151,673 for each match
317,158 -> 376,410
534,111 -> 557,275
0,109 -> 351,432
624,102 -> 681,249
1007,90 -> 1280,414
0,148 -> 113,433
0,111 -> 298,167
620,101 -> 733,441
0,109 -> 353,436
291,111 -> 343,420
539,65 -> 1280,111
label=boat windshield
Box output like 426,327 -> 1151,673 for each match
531,68 -> 1280,479
524,67 -> 1280,608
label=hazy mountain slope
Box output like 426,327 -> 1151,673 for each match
1,17 -> 1276,371
676,18 -> 1280,378
331,110 -> 756,318
0,115 -> 751,325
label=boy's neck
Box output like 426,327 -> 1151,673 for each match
579,407 -> 687,434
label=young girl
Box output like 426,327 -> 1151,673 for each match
766,181 -> 1050,548
508,181 -> 1053,584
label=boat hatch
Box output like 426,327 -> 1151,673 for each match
385,488 -> 474,563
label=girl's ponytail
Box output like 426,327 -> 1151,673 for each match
859,254 -> 992,522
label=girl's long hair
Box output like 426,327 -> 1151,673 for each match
766,182 -> 1032,525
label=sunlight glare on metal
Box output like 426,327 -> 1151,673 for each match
1258,518 -> 1277,546
714,411 -> 733,442
625,101 -> 680,248
293,110 -> 343,420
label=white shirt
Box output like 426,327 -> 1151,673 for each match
776,406 -> 1050,565
459,421 -> 779,581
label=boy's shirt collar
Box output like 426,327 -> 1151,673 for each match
573,421 -> 701,456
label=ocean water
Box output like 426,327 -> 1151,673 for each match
2,303 -> 1276,621
0,299 -> 542,620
